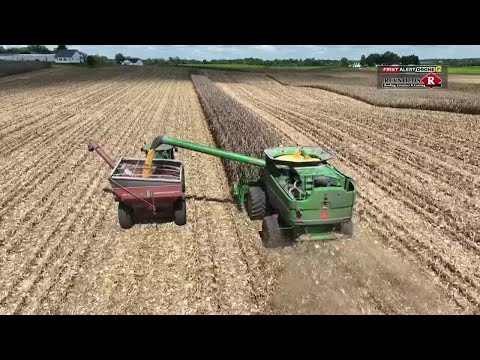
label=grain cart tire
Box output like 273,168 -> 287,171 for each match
262,215 -> 286,249
174,199 -> 187,226
118,202 -> 134,229
246,186 -> 266,220
340,219 -> 354,237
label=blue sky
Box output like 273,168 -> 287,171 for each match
4,45 -> 480,60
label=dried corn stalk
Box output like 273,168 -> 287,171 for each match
191,74 -> 283,184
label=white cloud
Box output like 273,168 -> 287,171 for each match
206,46 -> 229,53
251,45 -> 277,52
301,46 -> 328,55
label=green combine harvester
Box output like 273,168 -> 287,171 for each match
145,136 -> 356,248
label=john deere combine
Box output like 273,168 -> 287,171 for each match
149,136 -> 356,248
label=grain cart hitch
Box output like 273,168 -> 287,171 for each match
88,139 -> 186,229
150,135 -> 357,248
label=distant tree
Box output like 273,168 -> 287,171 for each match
90,54 -> 115,65
360,51 -> 420,67
0,46 -> 29,54
340,57 -> 349,67
366,53 -> 380,66
56,45 -> 67,52
400,55 -> 411,65
27,45 -> 52,54
400,54 -> 420,65
360,54 -> 366,66
381,51 -> 400,65
86,55 -> 96,66
115,53 -> 125,63
155,58 -> 166,65
0,46 -> 6,54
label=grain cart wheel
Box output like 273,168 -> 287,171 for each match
262,215 -> 287,249
118,202 -> 134,229
246,186 -> 266,220
340,219 -> 354,237
174,198 -> 187,226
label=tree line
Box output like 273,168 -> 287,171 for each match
113,54 -> 355,67
359,52 -> 420,66
0,45 -> 67,54
421,58 -> 480,66
94,53 -> 480,67
120,53 -> 424,67
138,56 -> 353,67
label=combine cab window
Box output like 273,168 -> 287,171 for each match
345,179 -> 355,192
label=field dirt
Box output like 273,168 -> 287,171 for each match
205,70 -> 480,314
0,67 -> 277,314
449,75 -> 480,84
0,66 -> 474,314
0,60 -> 51,78
266,70 -> 480,114
269,224 -> 456,314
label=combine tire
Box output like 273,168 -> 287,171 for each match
118,202 -> 134,229
246,186 -> 266,220
262,215 -> 290,249
174,198 -> 187,226
340,219 -> 354,237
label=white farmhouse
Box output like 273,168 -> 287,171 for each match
54,49 -> 86,64
121,58 -> 144,66
0,54 -> 56,62
351,62 -> 361,68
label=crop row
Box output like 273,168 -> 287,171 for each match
191,74 -> 283,184
267,70 -> 480,115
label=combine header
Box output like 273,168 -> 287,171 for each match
89,135 -> 356,248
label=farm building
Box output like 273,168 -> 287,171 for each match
0,54 -> 56,62
122,58 -> 144,66
54,50 -> 86,64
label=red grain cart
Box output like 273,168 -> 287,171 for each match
88,141 -> 186,229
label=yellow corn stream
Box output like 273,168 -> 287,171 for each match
142,149 -> 156,177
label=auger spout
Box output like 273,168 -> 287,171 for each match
151,136 -> 266,167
